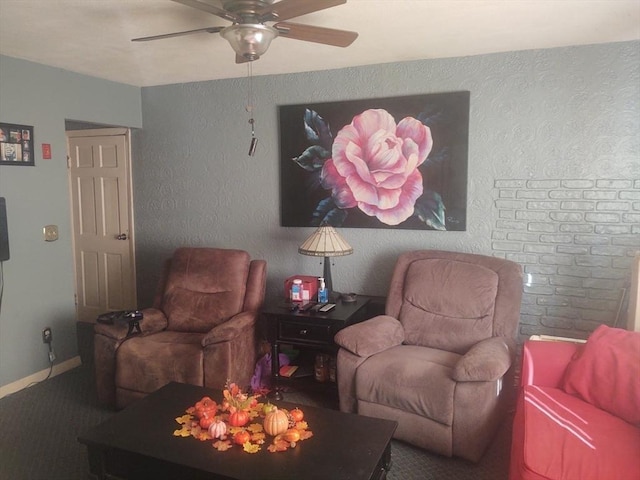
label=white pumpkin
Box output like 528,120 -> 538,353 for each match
208,419 -> 227,439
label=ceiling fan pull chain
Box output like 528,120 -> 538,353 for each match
247,61 -> 258,156
248,118 -> 257,156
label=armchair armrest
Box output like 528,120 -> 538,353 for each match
202,311 -> 256,347
520,340 -> 580,388
334,315 -> 404,358
452,336 -> 515,382
94,320 -> 130,342
94,308 -> 168,341
139,308 -> 169,334
201,311 -> 259,390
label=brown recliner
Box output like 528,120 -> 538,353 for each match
94,247 -> 266,409
334,250 -> 522,462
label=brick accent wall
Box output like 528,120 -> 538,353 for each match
493,179 -> 640,341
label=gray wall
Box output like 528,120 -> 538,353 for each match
134,41 -> 639,341
493,178 -> 639,337
0,40 -> 637,389
0,55 -> 142,387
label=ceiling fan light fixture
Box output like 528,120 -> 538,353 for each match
221,24 -> 278,60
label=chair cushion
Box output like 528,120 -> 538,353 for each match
355,345 -> 460,425
162,248 -> 250,333
115,331 -> 205,394
519,385 -> 640,480
398,258 -> 498,354
562,325 -> 640,425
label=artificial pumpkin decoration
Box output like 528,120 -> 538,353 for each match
228,410 -> 250,427
283,428 -> 301,443
194,396 -> 218,419
289,407 -> 304,422
264,407 -> 289,436
233,430 -> 251,446
208,419 -> 227,439
175,384 -> 315,455
199,416 -> 216,429
262,402 -> 275,415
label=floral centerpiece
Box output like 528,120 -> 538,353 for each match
173,382 -> 313,453
221,382 -> 259,427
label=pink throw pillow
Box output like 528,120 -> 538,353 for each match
562,325 -> 640,425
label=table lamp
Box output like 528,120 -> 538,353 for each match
298,223 -> 353,301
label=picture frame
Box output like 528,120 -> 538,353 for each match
0,122 -> 35,166
279,91 -> 469,231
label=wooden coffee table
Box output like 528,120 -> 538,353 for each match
78,382 -> 397,480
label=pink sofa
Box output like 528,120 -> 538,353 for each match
509,327 -> 640,480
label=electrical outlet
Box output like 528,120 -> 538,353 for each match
42,327 -> 52,344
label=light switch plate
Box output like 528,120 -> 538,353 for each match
43,225 -> 58,242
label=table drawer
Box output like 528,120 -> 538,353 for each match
279,321 -> 332,344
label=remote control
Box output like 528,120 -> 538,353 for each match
318,303 -> 336,312
298,302 -> 315,312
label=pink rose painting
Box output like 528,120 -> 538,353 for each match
321,109 -> 432,226
279,92 -> 469,230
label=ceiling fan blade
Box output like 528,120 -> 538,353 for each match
171,0 -> 240,23
259,0 -> 346,22
132,26 -> 223,42
275,22 -> 358,47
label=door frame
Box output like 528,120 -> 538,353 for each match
66,127 -> 137,320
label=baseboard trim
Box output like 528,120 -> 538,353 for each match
0,356 -> 82,399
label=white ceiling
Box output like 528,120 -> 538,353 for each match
0,0 -> 639,87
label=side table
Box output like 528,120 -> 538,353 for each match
262,295 -> 381,400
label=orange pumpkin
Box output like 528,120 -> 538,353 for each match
194,396 -> 218,419
263,407 -> 289,436
283,428 -> 301,443
289,407 -> 304,422
228,410 -> 249,427
233,430 -> 251,446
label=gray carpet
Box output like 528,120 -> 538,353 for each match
0,365 -> 511,479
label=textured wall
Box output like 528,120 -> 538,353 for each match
493,178 -> 639,340
134,41 -> 639,340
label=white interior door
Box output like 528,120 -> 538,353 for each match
67,128 -> 136,322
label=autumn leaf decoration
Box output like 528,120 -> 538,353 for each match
174,387 -> 313,454
213,440 -> 233,452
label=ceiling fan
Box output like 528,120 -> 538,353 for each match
132,0 -> 358,63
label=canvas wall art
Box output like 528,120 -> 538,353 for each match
279,91 -> 469,231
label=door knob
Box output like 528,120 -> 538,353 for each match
116,233 -> 128,240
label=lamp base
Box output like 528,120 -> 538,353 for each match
340,292 -> 358,303
323,258 -> 341,303
323,256 -> 333,294
328,291 -> 342,303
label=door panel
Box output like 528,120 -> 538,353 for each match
102,177 -> 122,235
78,177 -> 97,235
68,129 -> 136,322
81,250 -> 100,308
105,253 -> 125,310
